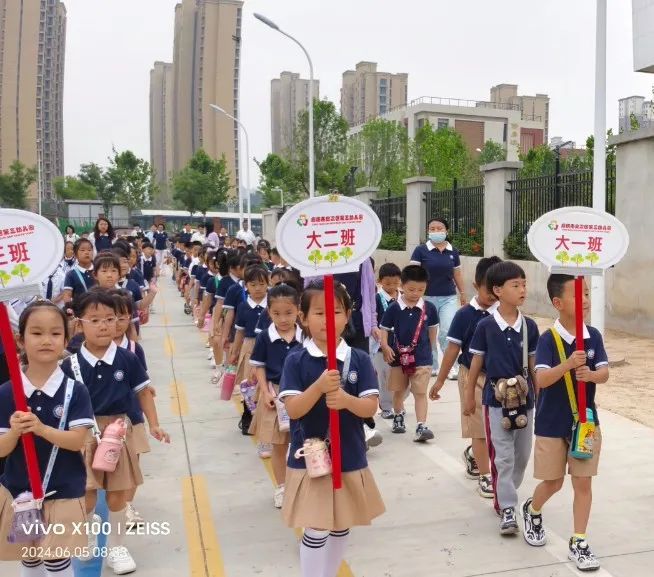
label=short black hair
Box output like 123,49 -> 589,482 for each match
141,241 -> 154,249
243,264 -> 270,285
268,282 -> 299,306
109,288 -> 134,315
378,262 -> 401,280
73,287 -> 117,318
401,264 -> 429,284
474,256 -> 503,287
110,246 -> 129,260
485,261 -> 526,294
547,273 -> 575,302
93,253 -> 120,272
73,238 -> 93,254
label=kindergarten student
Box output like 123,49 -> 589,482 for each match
0,302 -> 94,577
62,238 -> 96,303
279,280 -> 385,577
380,265 -> 439,442
249,283 -> 303,508
429,256 -> 502,498
152,223 -> 168,270
139,242 -> 157,284
521,274 -> 608,571
465,261 -> 539,535
60,289 -> 168,574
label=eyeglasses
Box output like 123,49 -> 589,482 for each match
77,317 -> 117,327
116,316 -> 130,322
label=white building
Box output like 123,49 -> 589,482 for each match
618,95 -> 654,132
633,0 -> 654,73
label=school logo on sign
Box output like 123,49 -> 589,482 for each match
114,370 -> 125,382
53,405 -> 64,419
348,371 -> 358,384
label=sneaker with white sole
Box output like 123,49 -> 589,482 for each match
462,445 -> 479,479
125,503 -> 144,528
447,368 -> 459,381
478,474 -> 494,499
413,423 -> 434,442
106,546 -> 137,575
380,409 -> 394,419
364,425 -> 383,450
392,413 -> 406,434
257,442 -> 272,459
273,485 -> 285,509
568,537 -> 600,571
521,498 -> 546,546
78,514 -> 101,561
500,507 -> 519,535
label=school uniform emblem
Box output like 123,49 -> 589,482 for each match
53,405 -> 64,419
348,371 -> 358,384
114,370 -> 125,381
587,349 -> 595,360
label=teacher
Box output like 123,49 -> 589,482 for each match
409,217 -> 467,378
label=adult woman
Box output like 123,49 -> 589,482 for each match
410,217 -> 467,377
88,217 -> 115,254
64,225 -> 79,243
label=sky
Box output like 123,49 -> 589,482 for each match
63,0 -> 654,181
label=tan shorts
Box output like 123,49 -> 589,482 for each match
534,428 -> 602,480
457,366 -> 485,439
388,366 -> 431,395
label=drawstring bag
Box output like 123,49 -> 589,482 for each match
240,379 -> 257,413
8,379 -> 74,543
270,382 -> 290,432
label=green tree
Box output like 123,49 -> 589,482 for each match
105,149 -> 158,218
414,124 -> 473,188
630,112 -> 640,131
11,263 -> 30,281
54,176 -> 97,200
585,252 -> 600,266
339,246 -> 353,262
324,250 -> 339,266
79,162 -> 113,215
308,249 -> 323,268
570,253 -> 585,266
585,130 -> 616,169
172,149 -> 231,216
0,160 -> 37,209
555,251 -> 570,266
477,140 -> 507,165
256,153 -> 304,208
518,145 -> 556,178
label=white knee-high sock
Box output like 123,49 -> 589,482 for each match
300,528 -> 329,577
43,558 -> 73,576
323,529 -> 350,577
21,558 -> 45,576
107,507 -> 126,550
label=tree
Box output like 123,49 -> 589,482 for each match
54,176 -> 97,200
256,153 -> 305,208
79,162 -> 113,215
630,112 -> 640,131
414,125 -> 473,188
308,249 -> 323,268
555,251 -> 570,266
0,270 -> 11,287
105,149 -> 157,217
324,250 -> 339,266
477,140 -> 507,165
172,149 -> 231,216
11,263 -> 30,281
0,160 -> 37,209
585,130 -> 616,169
518,145 -> 556,178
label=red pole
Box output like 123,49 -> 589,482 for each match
0,304 -> 44,499
574,276 -> 587,423
323,274 -> 342,490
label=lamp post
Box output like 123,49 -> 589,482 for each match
254,12 -> 315,198
553,140 -> 573,207
209,103 -> 250,228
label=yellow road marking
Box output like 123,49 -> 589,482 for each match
182,475 -> 225,577
162,313 -> 170,326
171,380 -> 189,416
164,334 -> 176,356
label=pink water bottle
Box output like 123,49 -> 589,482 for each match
92,419 -> 127,472
294,438 -> 332,478
220,366 -> 237,400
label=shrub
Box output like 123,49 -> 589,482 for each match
378,231 -> 406,251
449,226 -> 484,257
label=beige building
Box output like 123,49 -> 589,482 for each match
490,84 -> 550,147
172,0 -> 243,195
150,61 -> 174,206
341,61 -> 408,127
0,0 -> 66,209
271,71 -> 319,158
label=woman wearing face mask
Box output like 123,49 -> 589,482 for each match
409,217 -> 467,379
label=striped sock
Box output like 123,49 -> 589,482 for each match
20,558 -> 45,577
323,529 -> 350,577
43,558 -> 72,576
300,528 -> 329,577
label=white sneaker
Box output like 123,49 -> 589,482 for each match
448,368 -> 459,381
106,546 -> 137,575
79,514 -> 101,561
364,425 -> 383,449
125,503 -> 144,528
207,349 -> 214,360
273,485 -> 285,509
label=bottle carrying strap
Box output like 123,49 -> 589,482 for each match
550,328 -> 580,423
522,316 -> 529,378
70,354 -> 101,441
41,378 -> 75,496
409,306 -> 427,349
74,268 -> 88,292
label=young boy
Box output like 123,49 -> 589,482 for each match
429,256 -> 501,498
371,263 -> 402,419
465,261 -> 539,534
380,265 -> 439,442
140,242 -> 157,284
521,274 -> 608,570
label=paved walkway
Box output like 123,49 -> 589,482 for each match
7,277 -> 654,576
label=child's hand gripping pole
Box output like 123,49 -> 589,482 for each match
0,303 -> 44,499
575,276 -> 587,423
323,274 -> 342,490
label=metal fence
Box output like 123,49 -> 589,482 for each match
506,166 -> 616,259
370,196 -> 406,234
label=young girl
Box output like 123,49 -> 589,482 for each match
0,302 -> 94,576
249,283 -> 302,508
62,238 -> 96,304
88,217 -> 115,254
279,280 -> 385,577
62,241 -> 76,274
60,289 -> 168,575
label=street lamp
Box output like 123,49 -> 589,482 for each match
209,103 -> 251,228
254,12 -> 315,198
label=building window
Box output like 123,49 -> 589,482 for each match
503,123 -> 508,142
437,118 -> 449,130
418,118 -> 425,129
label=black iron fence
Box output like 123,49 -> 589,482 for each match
370,196 -> 406,234
505,166 -> 616,260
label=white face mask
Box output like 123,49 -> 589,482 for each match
428,232 -> 447,244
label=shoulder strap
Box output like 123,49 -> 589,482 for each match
340,346 -> 352,386
41,378 -> 75,496
550,328 -> 579,422
74,268 -> 88,291
378,292 -> 390,312
70,353 -> 83,384
411,305 -> 427,348
129,340 -> 136,353
522,316 -> 529,377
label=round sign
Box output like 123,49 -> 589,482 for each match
275,194 -> 382,276
527,206 -> 629,274
0,209 -> 64,296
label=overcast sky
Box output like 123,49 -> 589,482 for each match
64,0 -> 653,181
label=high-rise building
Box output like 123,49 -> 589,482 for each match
618,95 -> 654,132
150,62 -> 174,206
490,84 -> 550,147
0,0 -> 67,209
270,71 -> 319,157
340,61 -> 408,127
172,0 -> 243,195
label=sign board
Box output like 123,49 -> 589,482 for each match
275,194 -> 382,277
527,206 -> 629,276
0,209 -> 64,300
633,0 -> 654,73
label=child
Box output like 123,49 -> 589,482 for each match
465,261 -> 539,534
429,256 -> 502,498
152,223 -> 168,271
249,283 -> 303,508
370,263 -> 401,420
279,280 -> 385,577
62,238 -> 96,303
0,301 -> 94,576
140,242 -> 157,284
60,289 -> 168,574
521,274 -> 608,570
380,265 -> 439,442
